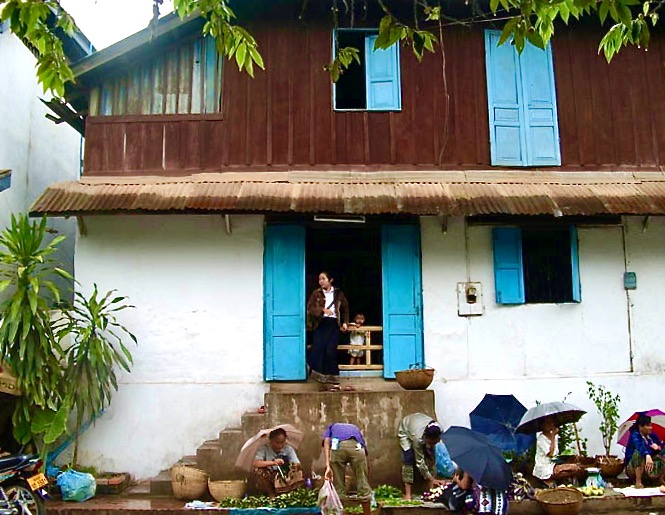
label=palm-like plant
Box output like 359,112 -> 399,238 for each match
0,215 -> 70,445
63,285 -> 136,466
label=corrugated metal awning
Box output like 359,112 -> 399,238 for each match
30,170 -> 665,217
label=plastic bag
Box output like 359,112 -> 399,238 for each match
56,469 -> 97,502
436,441 -> 456,478
317,479 -> 344,515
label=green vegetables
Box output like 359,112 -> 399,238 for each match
216,488 -> 319,509
373,484 -> 403,500
380,498 -> 423,507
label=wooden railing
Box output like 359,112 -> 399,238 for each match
338,325 -> 383,371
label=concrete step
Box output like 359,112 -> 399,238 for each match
198,431 -> 245,480
148,469 -> 173,496
241,411 -> 268,439
269,377 -> 402,393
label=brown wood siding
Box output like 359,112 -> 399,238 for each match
83,23 -> 665,176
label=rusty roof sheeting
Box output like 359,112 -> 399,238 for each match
30,170 -> 665,217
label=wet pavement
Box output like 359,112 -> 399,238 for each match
47,495 -> 196,514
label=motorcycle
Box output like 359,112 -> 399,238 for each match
0,453 -> 47,515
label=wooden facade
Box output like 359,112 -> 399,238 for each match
82,21 -> 665,176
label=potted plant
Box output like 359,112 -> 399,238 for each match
586,381 -> 623,477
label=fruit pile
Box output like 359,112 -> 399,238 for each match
576,485 -> 605,497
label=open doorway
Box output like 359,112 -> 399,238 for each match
306,224 -> 383,374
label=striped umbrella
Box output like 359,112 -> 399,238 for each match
617,409 -> 665,447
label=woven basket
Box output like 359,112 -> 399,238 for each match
535,487 -> 583,515
395,368 -> 435,390
208,479 -> 245,501
170,465 -> 209,500
595,455 -> 624,478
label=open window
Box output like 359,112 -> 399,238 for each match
493,225 -> 581,304
334,30 -> 401,111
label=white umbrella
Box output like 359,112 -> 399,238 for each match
516,402 -> 586,434
234,424 -> 304,472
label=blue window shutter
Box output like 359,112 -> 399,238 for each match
365,35 -> 401,111
519,42 -> 561,165
493,227 -> 525,304
264,225 -> 306,381
381,225 -> 424,378
485,30 -> 526,166
570,225 -> 581,302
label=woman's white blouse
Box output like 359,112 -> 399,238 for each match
533,432 -> 557,480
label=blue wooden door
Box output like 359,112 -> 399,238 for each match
381,225 -> 424,378
264,225 -> 306,381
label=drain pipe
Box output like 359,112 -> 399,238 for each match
621,217 -> 634,373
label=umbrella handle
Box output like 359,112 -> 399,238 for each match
573,423 -> 582,455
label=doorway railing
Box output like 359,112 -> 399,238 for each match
338,325 -> 383,371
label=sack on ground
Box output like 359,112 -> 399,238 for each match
317,479 -> 344,515
274,467 -> 305,494
57,469 -> 97,502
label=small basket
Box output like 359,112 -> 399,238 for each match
208,479 -> 245,501
170,465 -> 209,500
395,367 -> 435,390
535,487 -> 583,515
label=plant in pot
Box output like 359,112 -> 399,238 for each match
586,381 -> 623,477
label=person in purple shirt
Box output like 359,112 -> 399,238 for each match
323,423 -> 371,515
624,413 -> 665,488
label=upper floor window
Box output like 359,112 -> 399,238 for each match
334,30 -> 401,111
484,30 -> 561,166
90,36 -> 222,116
493,225 -> 581,304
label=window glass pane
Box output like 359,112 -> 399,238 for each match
522,227 -> 572,303
334,31 -> 367,110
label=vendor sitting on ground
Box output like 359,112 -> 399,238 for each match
440,468 -> 508,515
624,413 -> 665,488
252,428 -> 303,496
398,412 -> 447,500
532,417 -> 581,486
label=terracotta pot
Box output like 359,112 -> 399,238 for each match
595,455 -> 624,478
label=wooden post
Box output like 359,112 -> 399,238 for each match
573,423 -> 583,455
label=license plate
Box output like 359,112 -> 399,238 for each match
26,473 -> 48,491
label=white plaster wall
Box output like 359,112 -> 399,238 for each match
422,216 -> 665,458
74,215 -> 267,478
0,30 -> 79,279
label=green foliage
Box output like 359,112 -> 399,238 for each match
217,488 -> 319,508
0,214 -> 136,465
489,0 -> 657,62
0,215 -> 69,447
0,0 -> 76,97
2,0 -> 660,96
373,484 -> 403,500
586,381 -> 621,456
325,46 -> 360,83
63,284 -> 137,465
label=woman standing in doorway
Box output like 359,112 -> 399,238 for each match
306,271 -> 349,391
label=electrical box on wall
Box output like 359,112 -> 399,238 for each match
457,282 -> 484,316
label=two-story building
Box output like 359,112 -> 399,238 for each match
32,1 -> 665,480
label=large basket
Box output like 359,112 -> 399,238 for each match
535,487 -> 583,515
395,368 -> 434,390
208,479 -> 246,501
595,455 -> 624,478
170,465 -> 209,500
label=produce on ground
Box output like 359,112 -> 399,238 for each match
217,488 -> 319,508
373,485 -> 403,500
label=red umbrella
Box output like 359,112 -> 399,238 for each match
617,409 -> 665,447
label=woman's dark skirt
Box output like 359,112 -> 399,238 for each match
307,317 -> 341,380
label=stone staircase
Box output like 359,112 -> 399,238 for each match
150,379 -> 433,494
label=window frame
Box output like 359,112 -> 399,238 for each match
492,225 -> 581,305
332,28 -> 402,112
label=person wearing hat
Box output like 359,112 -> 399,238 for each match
398,412 -> 448,500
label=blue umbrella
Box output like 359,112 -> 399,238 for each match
469,394 -> 535,455
441,426 -> 513,490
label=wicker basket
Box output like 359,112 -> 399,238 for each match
595,455 -> 624,478
208,479 -> 246,502
535,487 -> 584,515
170,465 -> 209,500
395,368 -> 435,390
